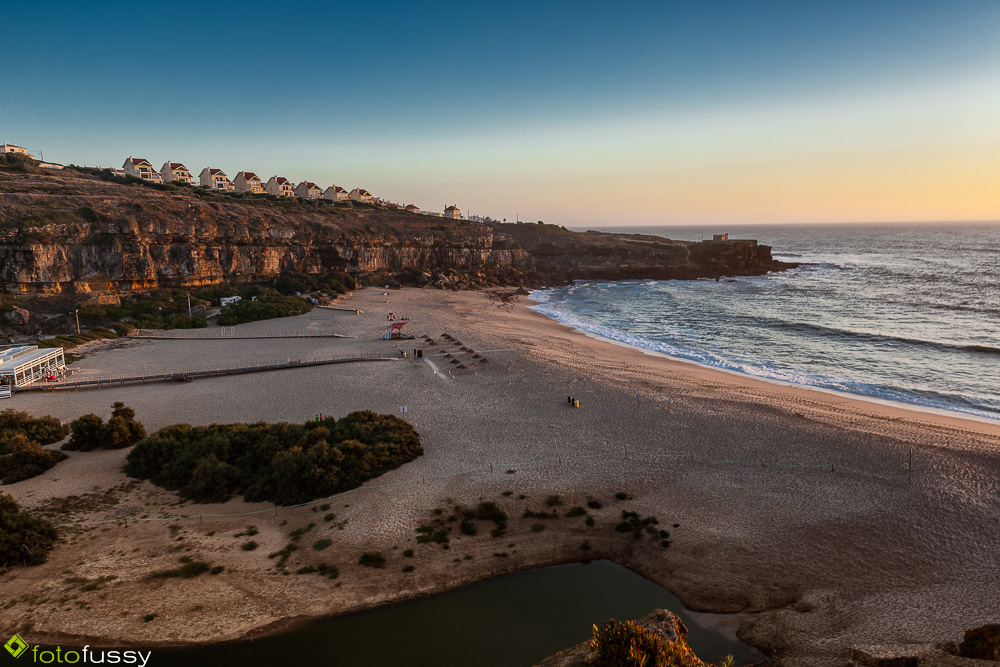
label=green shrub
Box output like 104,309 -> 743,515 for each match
0,493 -> 57,570
530,523 -> 545,533
64,403 -> 145,451
241,541 -> 259,551
358,552 -> 386,568
402,565 -> 415,573
125,411 -> 422,506
0,434 -> 68,484
566,506 -> 587,517
0,410 -> 68,444
146,560 -> 211,579
403,549 -> 414,558
216,296 -> 314,326
312,539 -> 332,551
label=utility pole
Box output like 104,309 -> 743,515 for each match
75,310 -> 80,334
187,295 -> 192,318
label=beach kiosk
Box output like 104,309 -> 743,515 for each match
0,344 -> 67,391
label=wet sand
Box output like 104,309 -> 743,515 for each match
3,287 -> 999,666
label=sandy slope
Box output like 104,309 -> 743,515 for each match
2,287 -> 998,666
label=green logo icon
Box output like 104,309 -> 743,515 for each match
4,634 -> 28,658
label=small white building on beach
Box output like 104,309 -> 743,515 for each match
0,344 -> 66,389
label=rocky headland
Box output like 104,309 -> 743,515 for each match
0,164 -> 790,295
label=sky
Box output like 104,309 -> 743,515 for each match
2,0 -> 999,226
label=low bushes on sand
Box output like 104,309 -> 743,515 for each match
0,493 -> 58,570
124,411 -> 422,506
358,552 -> 386,568
216,296 -> 313,326
64,402 -> 146,451
0,409 -> 69,483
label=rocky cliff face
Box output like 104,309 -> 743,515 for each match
0,168 -> 787,293
534,609 -> 709,667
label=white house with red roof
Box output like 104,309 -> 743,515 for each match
444,205 -> 462,219
295,181 -> 323,199
266,176 -> 295,197
349,188 -> 373,203
160,161 -> 192,184
199,168 -> 234,191
323,185 -> 348,202
1,142 -> 28,155
123,157 -> 163,183
234,171 -> 264,194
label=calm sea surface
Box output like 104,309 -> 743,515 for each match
533,222 -> 1000,420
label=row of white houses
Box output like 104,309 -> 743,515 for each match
119,157 -> 463,219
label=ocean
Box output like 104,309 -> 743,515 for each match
529,222 -> 1000,421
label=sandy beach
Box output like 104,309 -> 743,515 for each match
3,287 -> 999,666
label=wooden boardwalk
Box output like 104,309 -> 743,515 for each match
16,354 -> 397,393
130,331 -> 352,340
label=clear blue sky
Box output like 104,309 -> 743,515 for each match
3,0 -> 999,224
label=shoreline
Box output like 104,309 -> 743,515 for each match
4,287 -> 999,666
526,293 -> 1000,429
534,302 -> 1000,430
519,295 -> 1000,442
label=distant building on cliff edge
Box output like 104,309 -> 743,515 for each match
266,176 -> 295,197
712,233 -> 729,242
234,171 -> 264,194
295,181 -> 323,199
444,205 -> 462,220
160,161 -> 193,184
404,204 -> 420,214
323,185 -> 348,202
123,157 -> 163,183
200,168 -> 234,190
350,188 -> 373,203
1,142 -> 28,155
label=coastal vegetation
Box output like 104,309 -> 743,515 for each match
216,294 -> 313,326
78,291 -> 208,330
123,411 -> 422,505
272,270 -> 356,296
64,402 -> 147,451
0,409 -> 69,483
0,492 -> 58,570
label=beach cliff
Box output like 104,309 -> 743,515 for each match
0,166 -> 787,293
